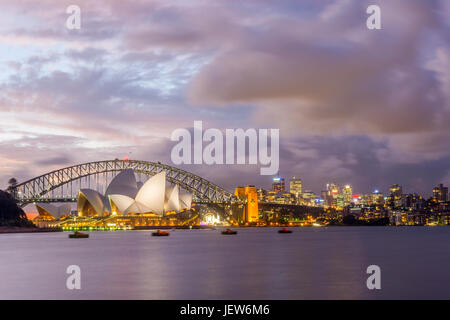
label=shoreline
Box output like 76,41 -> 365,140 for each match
0,226 -> 62,234
1,225 -> 447,234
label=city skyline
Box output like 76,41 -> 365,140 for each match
6,156 -> 447,198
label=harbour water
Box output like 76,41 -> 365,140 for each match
0,227 -> 448,299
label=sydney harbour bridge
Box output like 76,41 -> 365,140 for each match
10,160 -> 234,206
8,159 -> 323,224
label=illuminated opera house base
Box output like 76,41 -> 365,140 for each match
34,170 -> 195,229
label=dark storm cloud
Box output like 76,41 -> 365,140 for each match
190,0 -> 449,138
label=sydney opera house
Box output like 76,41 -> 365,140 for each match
35,170 -> 192,220
35,202 -> 72,219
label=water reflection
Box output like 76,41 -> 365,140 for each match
0,227 -> 448,299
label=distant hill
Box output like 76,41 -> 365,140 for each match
0,190 -> 34,227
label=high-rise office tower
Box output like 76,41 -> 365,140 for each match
272,177 -> 285,193
326,183 -> 340,195
326,183 -> 340,207
389,184 -> 403,208
342,184 -> 353,205
390,184 -> 402,197
371,190 -> 384,206
433,184 -> 448,202
289,177 -> 302,198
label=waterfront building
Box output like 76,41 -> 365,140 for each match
77,169 -> 192,217
402,193 -> 424,209
35,203 -> 72,220
388,184 -> 403,208
372,190 -> 384,206
433,184 -> 449,202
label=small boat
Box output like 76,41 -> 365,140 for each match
152,230 -> 170,236
221,228 -> 237,235
69,231 -> 89,238
278,227 -> 292,234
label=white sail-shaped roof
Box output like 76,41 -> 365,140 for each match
36,203 -> 57,218
179,193 -> 193,210
78,189 -> 109,216
36,203 -> 72,218
105,169 -> 138,199
135,171 -> 166,215
77,170 -> 191,216
109,194 -> 135,215
123,201 -> 152,215
58,203 -> 72,217
109,194 -> 155,215
164,185 -> 180,212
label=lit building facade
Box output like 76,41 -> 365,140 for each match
272,177 -> 285,193
433,184 -> 449,202
77,169 -> 192,217
388,184 -> 403,208
289,177 -> 302,203
342,185 -> 353,206
302,190 -> 316,206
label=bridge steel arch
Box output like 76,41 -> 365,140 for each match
11,160 -> 234,206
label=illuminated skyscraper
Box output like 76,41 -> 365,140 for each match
325,183 -> 340,208
342,184 -> 353,206
289,177 -> 302,201
302,190 -> 316,206
433,184 -> 448,202
371,190 -> 384,206
389,184 -> 403,208
390,184 -> 402,197
272,177 -> 285,193
326,183 -> 339,195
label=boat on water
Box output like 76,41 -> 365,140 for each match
152,230 -> 170,236
221,228 -> 237,235
278,227 -> 293,234
69,231 -> 89,238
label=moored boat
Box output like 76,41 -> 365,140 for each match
152,229 -> 170,236
221,228 -> 237,235
278,227 -> 292,234
69,231 -> 89,238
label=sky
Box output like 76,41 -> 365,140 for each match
0,0 -> 449,199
